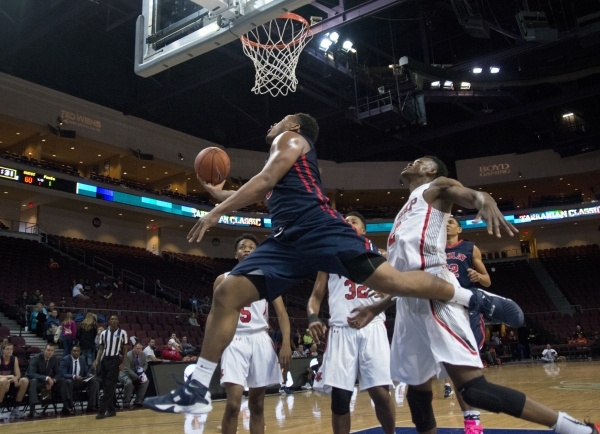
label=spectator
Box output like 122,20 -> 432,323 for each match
96,275 -> 112,291
118,343 -> 149,409
72,279 -> 90,300
95,326 -> 105,352
26,343 -> 63,418
0,343 -> 28,419
30,303 -> 47,338
180,336 -> 197,356
302,329 -> 313,346
292,330 -> 302,349
292,344 -> 306,358
199,295 -> 211,312
61,312 -> 77,355
155,279 -> 165,299
161,339 -> 182,361
480,342 -> 500,367
307,343 -> 318,357
188,313 -> 200,327
30,290 -> 44,305
541,344 -> 558,363
15,291 -> 28,309
114,276 -> 124,292
48,258 -> 59,269
491,331 -> 501,346
77,313 -> 98,367
189,297 -> 200,314
575,333 -> 588,345
93,315 -> 127,419
58,297 -> 68,314
572,324 -> 584,340
45,309 -> 61,343
83,278 -> 93,294
169,333 -> 183,353
60,345 -> 99,415
143,339 -> 163,362
302,351 -> 323,390
45,301 -> 56,312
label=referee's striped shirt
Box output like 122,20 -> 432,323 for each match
100,327 -> 128,357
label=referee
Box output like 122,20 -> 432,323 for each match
93,315 -> 127,419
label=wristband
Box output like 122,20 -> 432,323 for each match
308,314 -> 320,325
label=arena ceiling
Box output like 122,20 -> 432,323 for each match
1,0 -> 600,172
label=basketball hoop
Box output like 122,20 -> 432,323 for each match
240,13 -> 312,97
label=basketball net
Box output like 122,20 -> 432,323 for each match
240,13 -> 312,97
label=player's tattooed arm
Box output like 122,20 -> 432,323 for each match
307,272 -> 328,344
428,177 -> 518,238
273,296 -> 292,368
347,295 -> 395,329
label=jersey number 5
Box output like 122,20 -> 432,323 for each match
344,280 -> 369,300
240,305 -> 252,322
448,263 -> 460,279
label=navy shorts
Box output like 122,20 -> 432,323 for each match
229,207 -> 380,301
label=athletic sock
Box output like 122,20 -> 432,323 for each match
553,412 -> 593,434
191,358 -> 218,388
463,410 -> 481,424
450,286 -> 473,307
445,382 -> 451,388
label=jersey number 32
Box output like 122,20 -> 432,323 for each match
344,280 -> 369,300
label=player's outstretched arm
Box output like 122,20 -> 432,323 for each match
273,296 -> 292,368
187,131 -> 306,243
307,272 -> 328,344
431,177 -> 518,238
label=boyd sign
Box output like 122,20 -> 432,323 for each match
479,163 -> 511,177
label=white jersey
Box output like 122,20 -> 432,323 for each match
224,272 -> 269,332
387,183 -> 448,273
327,273 -> 385,327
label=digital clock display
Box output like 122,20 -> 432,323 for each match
0,166 -> 18,180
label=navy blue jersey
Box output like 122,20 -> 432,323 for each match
445,240 -> 475,289
265,133 -> 332,231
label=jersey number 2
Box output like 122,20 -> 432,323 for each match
448,263 -> 460,278
344,280 -> 368,300
240,305 -> 252,323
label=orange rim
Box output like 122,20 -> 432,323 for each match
240,12 -> 311,49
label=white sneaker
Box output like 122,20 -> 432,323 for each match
301,383 -> 312,390
10,408 -> 27,419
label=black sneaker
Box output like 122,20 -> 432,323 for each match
143,377 -> 212,414
468,288 -> 524,328
444,385 -> 454,398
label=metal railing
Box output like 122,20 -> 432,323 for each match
0,217 -> 39,234
122,269 -> 145,295
155,283 -> 182,308
93,256 -> 114,277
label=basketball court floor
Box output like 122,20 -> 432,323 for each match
3,362 -> 599,434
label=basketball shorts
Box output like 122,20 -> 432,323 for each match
390,268 -> 483,385
313,321 -> 392,394
230,207 -> 381,302
220,330 -> 282,388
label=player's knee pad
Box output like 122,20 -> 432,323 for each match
406,387 -> 436,433
331,387 -> 353,416
459,375 -> 526,418
343,253 -> 386,284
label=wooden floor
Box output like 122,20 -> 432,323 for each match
3,362 -> 600,434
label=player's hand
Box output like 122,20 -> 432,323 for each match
198,178 -> 227,200
187,210 -> 222,243
119,363 -> 125,372
279,346 -> 292,369
467,268 -> 481,283
474,195 -> 518,238
347,305 -> 375,329
367,289 -> 386,299
308,320 -> 327,344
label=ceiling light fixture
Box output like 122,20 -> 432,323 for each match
490,67 -> 500,73
460,82 -> 471,90
473,67 -> 482,73
430,81 -> 440,89
562,113 -> 574,118
319,38 -> 333,51
329,32 -> 339,42
341,40 -> 354,52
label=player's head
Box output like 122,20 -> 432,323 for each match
345,212 -> 367,235
265,113 -> 319,145
401,156 -> 448,181
446,216 -> 462,238
234,233 -> 259,262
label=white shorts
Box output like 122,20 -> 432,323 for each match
220,331 -> 282,388
391,268 -> 483,385
313,321 -> 392,394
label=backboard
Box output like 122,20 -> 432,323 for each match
134,0 -> 314,77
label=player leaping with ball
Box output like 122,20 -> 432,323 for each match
143,113 -> 524,416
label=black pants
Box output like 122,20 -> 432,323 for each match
98,356 -> 120,413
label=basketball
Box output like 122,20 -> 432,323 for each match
194,147 -> 230,185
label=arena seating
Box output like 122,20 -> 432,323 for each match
538,244 -> 600,309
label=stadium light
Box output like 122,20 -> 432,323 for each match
562,112 -> 574,118
490,66 -> 500,73
341,40 -> 353,52
443,80 -> 453,89
329,32 -> 339,42
473,67 -> 482,73
319,38 -> 333,51
431,81 -> 440,89
460,82 -> 471,90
